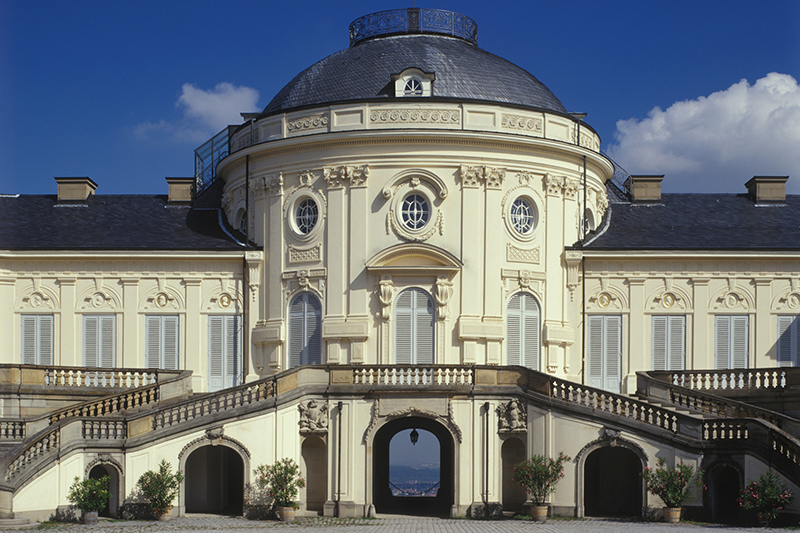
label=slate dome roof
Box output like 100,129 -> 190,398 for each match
262,8 -> 566,117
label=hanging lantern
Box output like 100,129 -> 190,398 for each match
410,428 -> 419,445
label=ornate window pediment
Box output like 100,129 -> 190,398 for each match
391,68 -> 434,97
366,243 -> 462,277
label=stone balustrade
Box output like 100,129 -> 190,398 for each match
650,368 -> 794,392
353,365 -> 473,386
5,429 -> 58,482
0,421 -> 24,440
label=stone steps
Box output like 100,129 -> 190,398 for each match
0,518 -> 39,530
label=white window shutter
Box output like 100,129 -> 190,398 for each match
208,316 -> 224,391
99,316 -> 115,368
21,316 -> 37,365
777,316 -> 793,367
667,315 -> 685,371
288,296 -> 306,368
587,316 -> 604,389
225,315 -> 239,388
394,290 -> 414,364
506,294 -> 522,366
652,316 -> 667,371
604,315 -> 621,393
715,316 -> 731,370
522,295 -> 540,370
306,295 -> 322,365
163,316 -> 179,370
84,316 -> 99,367
146,316 -> 162,368
415,290 -> 434,364
732,316 -> 748,369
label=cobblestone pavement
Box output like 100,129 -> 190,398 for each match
22,515 -> 763,532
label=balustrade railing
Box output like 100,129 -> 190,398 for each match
82,420 -> 126,440
46,368 -> 160,387
703,420 -> 749,440
772,429 -> 800,466
0,421 -> 24,440
550,377 -> 680,433
152,378 -> 277,431
651,368 -> 791,391
353,365 -> 473,386
49,384 -> 159,424
5,428 -> 58,482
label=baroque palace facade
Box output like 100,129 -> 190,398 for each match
0,8 -> 798,524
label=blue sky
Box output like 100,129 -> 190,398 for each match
2,1 -> 799,195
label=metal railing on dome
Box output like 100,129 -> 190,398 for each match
194,128 -> 230,195
349,8 -> 478,47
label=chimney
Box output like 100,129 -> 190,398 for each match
55,177 -> 97,204
745,176 -> 788,204
165,177 -> 194,205
625,175 -> 663,203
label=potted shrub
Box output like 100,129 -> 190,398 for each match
136,459 -> 184,519
254,458 -> 305,522
739,469 -> 793,526
641,458 -> 703,523
512,452 -> 570,522
67,475 -> 110,524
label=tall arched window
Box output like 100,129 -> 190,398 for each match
394,288 -> 434,364
288,293 -> 322,368
506,293 -> 540,369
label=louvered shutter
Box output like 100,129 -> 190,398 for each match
288,296 -> 305,368
84,316 -> 99,367
604,315 -> 621,393
99,316 -> 115,368
208,316 -> 224,391
652,316 -> 668,370
521,295 -> 540,369
415,289 -> 434,364
163,316 -> 179,370
21,316 -> 37,365
306,295 -> 322,365
39,315 -> 53,365
395,290 -> 414,364
225,315 -> 239,388
731,316 -> 748,369
146,316 -> 162,368
587,316 -> 604,389
668,316 -> 685,371
506,295 -> 522,366
777,316 -> 796,367
715,316 -> 731,370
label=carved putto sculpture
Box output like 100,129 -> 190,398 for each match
497,398 -> 527,432
298,400 -> 329,432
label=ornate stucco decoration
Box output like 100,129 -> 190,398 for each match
501,114 -> 543,133
246,251 -> 262,301
369,108 -> 460,125
260,174 -> 283,197
210,292 -> 235,310
497,398 -> 527,433
573,427 -> 648,464
650,290 -> 690,311
288,243 -> 322,264
434,276 -> 453,320
588,289 -> 624,311
777,291 -> 800,310
362,398 -> 462,444
283,269 -> 326,300
458,165 -> 506,190
501,269 -> 545,300
298,400 -> 329,433
21,290 -> 54,310
81,288 -> 118,310
564,250 -> 582,300
485,167 -> 505,190
287,113 -> 329,133
595,188 -> 609,219
147,291 -> 177,310
178,427 -> 251,462
507,244 -> 540,264
84,455 -> 124,478
544,174 -> 581,199
377,276 -> 395,320
323,165 -> 370,189
384,175 -> 445,242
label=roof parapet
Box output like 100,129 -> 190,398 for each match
55,177 -> 97,204
625,175 -> 663,204
166,177 -> 194,205
745,176 -> 788,205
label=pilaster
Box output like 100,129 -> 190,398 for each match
58,277 -> 77,366
754,278 -> 772,366
691,278 -> 710,369
121,278 -> 139,368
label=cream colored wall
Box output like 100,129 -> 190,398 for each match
584,255 -> 800,392
0,255 -> 250,392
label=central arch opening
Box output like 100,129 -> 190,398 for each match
185,445 -> 244,515
373,417 -> 453,516
584,447 -> 642,518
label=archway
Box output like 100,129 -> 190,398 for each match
373,417 -> 454,516
501,437 -> 527,514
706,463 -> 741,524
301,437 -> 327,514
185,445 -> 244,515
88,464 -> 119,518
584,447 -> 642,517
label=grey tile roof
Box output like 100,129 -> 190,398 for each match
263,34 -> 567,116
582,194 -> 800,251
0,194 -> 244,251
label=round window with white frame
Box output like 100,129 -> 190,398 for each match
401,193 -> 430,230
504,193 -> 539,241
295,198 -> 318,235
404,78 -> 423,96
285,189 -> 326,243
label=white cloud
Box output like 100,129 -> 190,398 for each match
606,73 -> 800,193
136,83 -> 260,144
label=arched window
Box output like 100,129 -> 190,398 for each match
288,293 -> 322,368
506,293 -> 540,369
394,288 -> 434,364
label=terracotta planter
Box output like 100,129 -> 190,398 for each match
83,510 -> 99,524
531,505 -> 548,522
663,507 -> 681,524
277,506 -> 296,522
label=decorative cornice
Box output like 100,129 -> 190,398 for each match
369,109 -> 460,125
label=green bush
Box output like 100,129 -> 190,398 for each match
512,452 -> 570,507
136,460 -> 184,516
641,458 -> 702,508
254,458 -> 305,510
67,476 -> 110,513
739,469 -> 793,523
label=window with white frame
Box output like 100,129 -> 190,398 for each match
506,293 -> 540,369
288,293 -> 322,368
652,315 -> 685,371
145,315 -> 179,370
83,315 -> 116,368
208,315 -> 240,392
777,316 -> 800,367
587,315 -> 622,393
395,288 -> 434,364
401,193 -> 430,230
715,315 -> 748,369
21,314 -> 53,365
295,198 -> 319,235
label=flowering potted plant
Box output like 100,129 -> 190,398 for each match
136,460 -> 184,519
254,458 -> 305,522
512,452 -> 570,522
641,458 -> 703,523
739,469 -> 793,526
67,475 -> 110,524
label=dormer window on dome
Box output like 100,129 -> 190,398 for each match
393,68 -> 434,98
